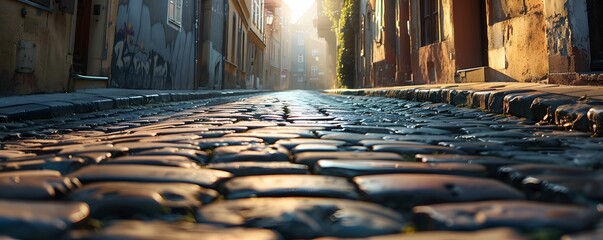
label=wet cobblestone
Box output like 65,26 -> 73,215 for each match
0,90 -> 602,239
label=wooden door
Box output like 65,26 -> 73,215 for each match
72,0 -> 92,74
587,0 -> 603,70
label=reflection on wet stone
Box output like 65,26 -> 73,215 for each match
0,91 -> 601,238
196,197 -> 405,239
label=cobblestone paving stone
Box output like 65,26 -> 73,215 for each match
0,90 -> 603,239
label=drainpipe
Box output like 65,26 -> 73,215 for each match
194,0 -> 200,89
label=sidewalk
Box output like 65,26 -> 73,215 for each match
0,88 -> 266,122
326,82 -> 603,134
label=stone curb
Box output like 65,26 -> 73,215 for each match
325,83 -> 603,135
0,89 -> 267,122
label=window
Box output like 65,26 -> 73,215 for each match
311,66 -> 318,77
311,49 -> 319,57
19,0 -> 51,11
231,14 -> 237,62
260,1 -> 265,33
253,0 -> 258,24
298,34 -> 304,45
242,31 -> 247,69
168,0 -> 183,28
298,54 -> 304,63
420,0 -> 440,46
252,0 -> 263,27
375,0 -> 384,43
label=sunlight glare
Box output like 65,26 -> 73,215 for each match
283,0 -> 316,23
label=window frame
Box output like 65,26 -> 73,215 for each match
374,0 -> 384,44
297,33 -> 305,46
168,0 -> 183,29
231,14 -> 238,62
19,0 -> 52,12
311,66 -> 318,77
420,0 -> 440,46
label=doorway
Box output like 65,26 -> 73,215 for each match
72,0 -> 92,74
452,0 -> 488,69
587,0 -> 603,70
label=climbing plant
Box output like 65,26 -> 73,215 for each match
322,0 -> 342,30
335,0 -> 359,88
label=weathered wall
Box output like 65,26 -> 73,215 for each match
357,0 -> 371,88
544,0 -> 590,82
0,1 -> 74,96
486,0 -> 548,82
410,0 -> 456,84
371,0 -> 397,87
224,0 -> 250,89
81,0 -> 119,80
396,0 -> 412,84
200,0 -> 226,89
111,0 -> 196,90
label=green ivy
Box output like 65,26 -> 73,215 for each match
336,0 -> 359,88
322,0 -> 342,31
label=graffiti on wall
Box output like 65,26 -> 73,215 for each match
113,23 -> 171,89
111,0 -> 195,89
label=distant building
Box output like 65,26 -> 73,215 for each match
290,2 -> 333,90
264,0 -> 291,90
315,0 -> 338,88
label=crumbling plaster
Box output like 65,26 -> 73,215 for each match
486,0 -> 548,82
544,0 -> 590,73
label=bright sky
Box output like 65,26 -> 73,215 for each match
283,0 -> 315,23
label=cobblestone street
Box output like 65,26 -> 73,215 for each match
1,90 -> 602,239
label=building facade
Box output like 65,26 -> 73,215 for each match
0,0 -> 118,96
0,0 -> 285,96
223,0 -> 266,89
320,0 -> 603,88
199,0 -> 228,89
110,0 -> 197,89
407,0 -> 603,85
263,0 -> 289,90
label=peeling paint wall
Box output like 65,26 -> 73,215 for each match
486,0 -> 549,82
544,0 -> 590,77
0,1 -> 74,96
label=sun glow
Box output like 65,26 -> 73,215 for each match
283,0 -> 315,23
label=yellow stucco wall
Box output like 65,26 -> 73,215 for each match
0,1 -> 74,95
486,0 -> 549,82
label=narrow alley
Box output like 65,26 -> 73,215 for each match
2,0 -> 603,239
